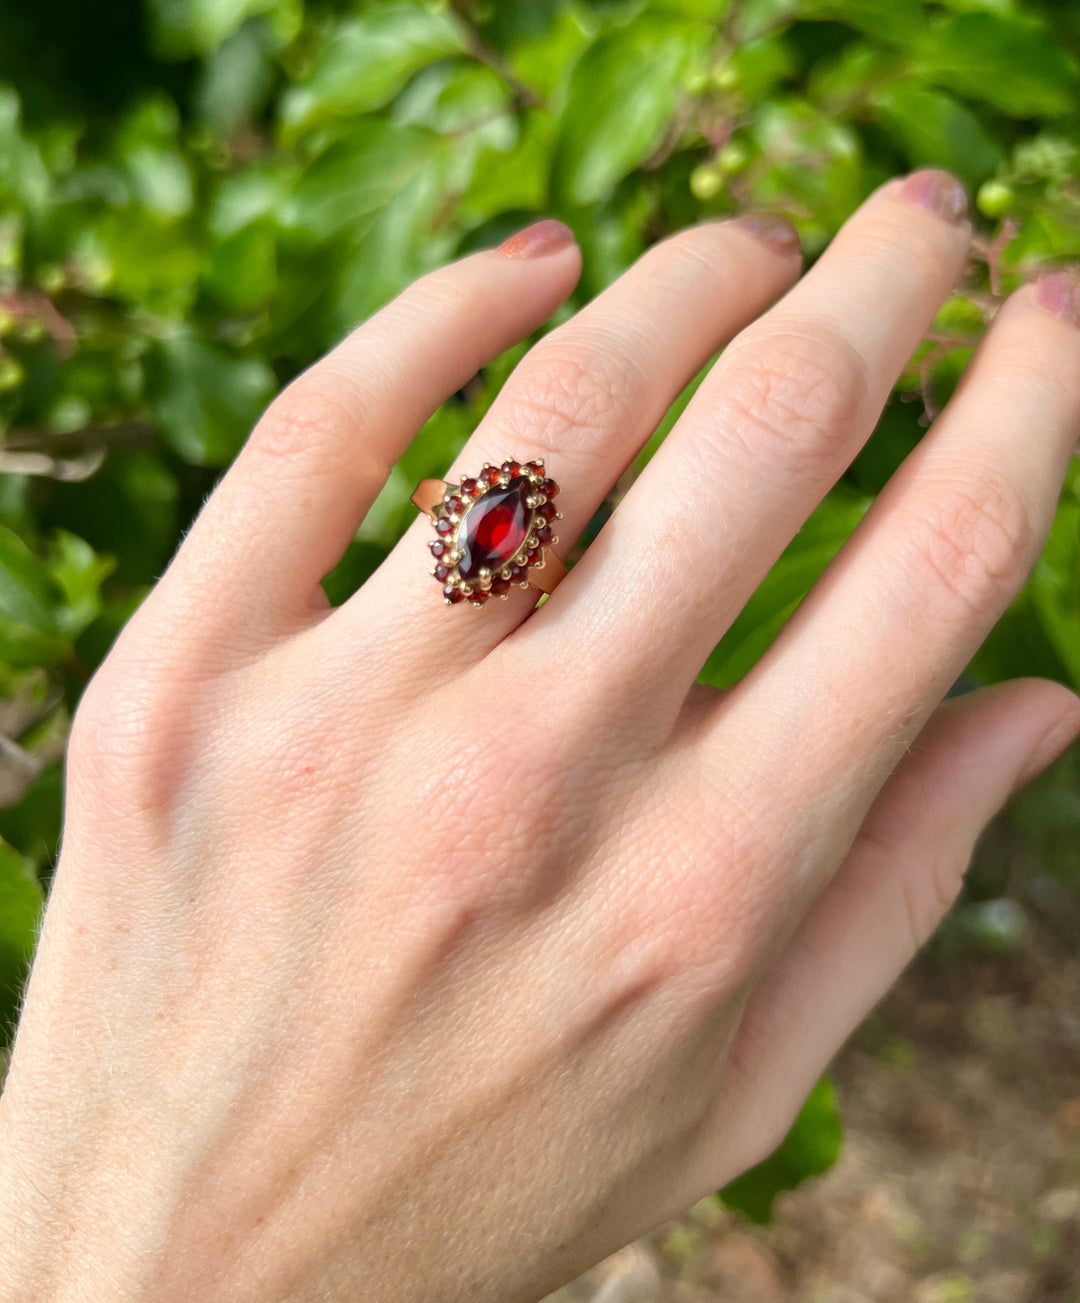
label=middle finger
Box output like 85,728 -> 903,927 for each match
538,170 -> 972,714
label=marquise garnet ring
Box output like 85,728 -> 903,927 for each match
411,458 -> 567,607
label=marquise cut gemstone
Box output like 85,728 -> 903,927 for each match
456,476 -> 533,582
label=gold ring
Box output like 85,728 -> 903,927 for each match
411,458 -> 567,607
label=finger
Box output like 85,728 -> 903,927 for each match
156,221 -> 582,634
682,678 -> 1080,1193
350,215 -> 803,654
717,274 -> 1080,846
549,171 -> 971,711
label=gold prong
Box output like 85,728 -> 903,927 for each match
526,535 -> 538,549
550,535 -> 559,546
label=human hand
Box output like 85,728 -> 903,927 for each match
2,171 -> 1079,1303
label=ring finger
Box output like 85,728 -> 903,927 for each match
539,170 -> 972,715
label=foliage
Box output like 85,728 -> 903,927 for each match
2,0 -> 1080,1217
720,1077 -> 843,1222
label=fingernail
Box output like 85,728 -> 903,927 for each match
898,169 -> 969,225
496,219 -> 576,259
1035,270 -> 1080,328
1013,710 -> 1080,791
734,212 -> 801,257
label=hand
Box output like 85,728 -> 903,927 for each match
2,171 -> 1079,1303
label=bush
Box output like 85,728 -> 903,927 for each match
1,0 -> 1079,1217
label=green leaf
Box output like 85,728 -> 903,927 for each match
1031,499 -> 1080,691
0,526 -> 63,637
148,336 -> 276,468
913,13 -> 1080,117
700,490 -> 870,689
553,14 -> 710,205
0,836 -> 42,1034
46,531 -> 114,637
281,5 -> 466,139
282,121 -> 444,242
204,219 -> 278,312
146,0 -> 283,58
720,1078 -> 843,1223
797,0 -> 925,46
196,19 -> 278,136
870,81 -> 1001,186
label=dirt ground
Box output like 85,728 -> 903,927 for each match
551,928 -> 1080,1303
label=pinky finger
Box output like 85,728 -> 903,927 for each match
688,677 -> 1080,1191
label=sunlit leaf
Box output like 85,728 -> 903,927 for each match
720,1078 -> 843,1223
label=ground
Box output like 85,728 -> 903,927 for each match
550,926 -> 1080,1303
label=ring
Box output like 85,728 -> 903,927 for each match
411,458 -> 567,607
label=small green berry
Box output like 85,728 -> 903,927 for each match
690,163 -> 723,201
717,140 -> 748,175
711,63 -> 739,92
0,354 -> 25,392
976,179 -> 1014,219
36,263 -> 65,294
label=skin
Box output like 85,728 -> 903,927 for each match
1,168 -> 1079,1302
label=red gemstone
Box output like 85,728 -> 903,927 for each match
500,460 -> 521,477
467,590 -> 488,606
481,466 -> 500,485
535,525 -> 552,545
457,476 -> 533,582
430,540 -> 446,558
539,501 -> 558,522
525,460 -> 544,476
540,477 -> 559,499
491,576 -> 510,595
436,517 -> 453,536
446,495 -> 464,515
526,549 -> 540,565
444,584 -> 463,604
461,477 -> 480,497
434,563 -> 449,582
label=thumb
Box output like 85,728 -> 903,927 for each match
691,677 -> 1080,1191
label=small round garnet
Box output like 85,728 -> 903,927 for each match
457,476 -> 534,583
461,477 -> 480,497
443,584 -> 463,604
434,563 -> 449,582
500,460 -> 521,477
539,477 -> 559,499
436,517 -> 453,536
430,540 -> 446,558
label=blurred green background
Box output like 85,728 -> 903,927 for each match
1,0 -> 1079,1238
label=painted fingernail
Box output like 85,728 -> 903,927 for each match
496,219 -> 576,259
1035,270 -> 1080,328
898,169 -> 969,225
735,212 -> 801,257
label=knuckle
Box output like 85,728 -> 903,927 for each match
902,472 -> 1034,617
649,227 -> 733,284
499,339 -> 639,462
716,326 -> 872,478
67,658 -> 195,810
248,381 -> 366,470
902,844 -> 969,950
